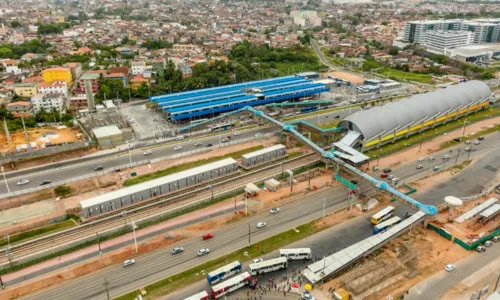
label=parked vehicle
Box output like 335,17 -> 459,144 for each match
492,236 -> 499,242
484,240 -> 493,247
476,245 -> 486,252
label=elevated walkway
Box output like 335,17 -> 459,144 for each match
286,120 -> 343,135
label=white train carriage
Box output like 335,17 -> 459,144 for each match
241,144 -> 286,168
80,158 -> 239,218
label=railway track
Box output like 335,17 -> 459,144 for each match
0,153 -> 321,269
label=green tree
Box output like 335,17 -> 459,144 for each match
388,46 -> 399,56
10,20 -> 21,28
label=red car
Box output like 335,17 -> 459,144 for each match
225,136 -> 231,139
380,173 -> 388,178
203,233 -> 214,240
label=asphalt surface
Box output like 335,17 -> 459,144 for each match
20,182 -> 374,300
406,243 -> 500,300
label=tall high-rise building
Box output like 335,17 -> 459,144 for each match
84,80 -> 95,112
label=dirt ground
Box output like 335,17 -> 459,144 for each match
323,71 -> 365,85
360,117 -> 500,173
0,126 -> 84,153
0,139 -> 293,236
0,233 -> 185,300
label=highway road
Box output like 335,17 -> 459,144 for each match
15,133 -> 500,300
20,182 -> 374,300
0,108 -> 358,194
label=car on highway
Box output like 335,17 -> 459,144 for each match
433,166 -> 440,172
416,165 -> 423,169
443,154 -> 450,160
206,143 -> 213,147
197,248 -> 210,256
429,156 -> 435,161
255,133 -> 262,137
176,136 -> 185,141
492,236 -> 500,242
94,165 -> 104,171
143,150 -> 152,155
40,180 -> 51,185
445,264 -> 456,272
380,173 -> 388,178
171,247 -> 184,254
123,259 -> 135,267
383,168 -> 392,173
270,207 -> 280,214
174,145 -> 183,151
473,140 -> 480,145
234,131 -> 241,136
335,115 -> 340,119
476,245 -> 486,252
225,136 -> 231,139
387,175 -> 395,180
256,222 -> 266,228
465,140 -> 471,144
203,233 -> 214,240
194,142 -> 203,147
484,240 -> 493,247
222,137 -> 230,142
252,258 -> 264,264
465,147 -> 471,151
417,157 -> 425,162
17,179 -> 29,186
478,136 -> 484,141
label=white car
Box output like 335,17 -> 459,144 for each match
256,222 -> 266,228
17,179 -> 29,186
444,264 -> 455,272
143,150 -> 152,155
252,258 -> 264,264
465,147 -> 471,151
416,165 -> 423,169
197,248 -> 210,256
270,207 -> 280,214
443,154 -> 450,160
222,137 -> 230,142
176,136 -> 185,141
387,175 -> 395,180
174,146 -> 183,151
255,133 -> 262,137
194,142 -> 203,146
473,140 -> 480,145
123,259 -> 136,267
417,157 -> 425,162
234,131 -> 241,136
465,140 -> 471,144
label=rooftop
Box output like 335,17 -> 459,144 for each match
93,125 -> 122,139
80,73 -> 101,80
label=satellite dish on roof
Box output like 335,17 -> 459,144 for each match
445,196 -> 463,207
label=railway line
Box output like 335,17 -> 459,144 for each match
0,153 -> 321,270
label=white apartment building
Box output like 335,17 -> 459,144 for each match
37,81 -> 69,97
31,93 -> 66,113
423,31 -> 474,53
131,60 -> 146,75
403,19 -> 462,44
461,20 -> 500,44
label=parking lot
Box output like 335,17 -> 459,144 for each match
121,104 -> 174,140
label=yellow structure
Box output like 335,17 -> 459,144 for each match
14,82 -> 38,98
42,67 -> 73,85
333,288 -> 350,300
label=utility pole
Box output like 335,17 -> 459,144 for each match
210,184 -> 214,201
234,196 -> 236,212
0,276 -> 3,290
96,232 -> 102,255
248,224 -> 251,245
454,149 -> 461,165
1,166 -> 10,194
494,271 -> 500,291
308,169 -> 311,188
104,277 -> 110,300
323,197 -> 326,218
131,222 -> 138,254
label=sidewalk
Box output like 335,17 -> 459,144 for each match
3,201 -> 239,284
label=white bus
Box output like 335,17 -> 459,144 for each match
183,291 -> 210,300
207,261 -> 242,284
279,248 -> 312,260
211,271 -> 251,299
370,206 -> 395,225
248,257 -> 288,275
373,216 -> 402,234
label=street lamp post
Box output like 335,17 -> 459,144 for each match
323,197 -> 326,218
131,221 -> 138,254
460,119 -> 469,141
1,166 -> 10,194
127,143 -> 132,165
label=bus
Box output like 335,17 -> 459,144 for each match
183,291 -> 210,300
300,106 -> 318,113
248,257 -> 288,275
373,216 -> 402,234
211,271 -> 251,299
190,118 -> 208,125
211,123 -> 234,132
207,261 -> 242,285
370,206 -> 395,225
279,248 -> 312,260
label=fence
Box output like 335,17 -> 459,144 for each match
0,133 -> 274,200
0,141 -> 93,164
427,223 -> 452,241
461,181 -> 500,202
453,227 -> 500,251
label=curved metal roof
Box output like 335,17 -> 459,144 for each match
340,80 -> 491,141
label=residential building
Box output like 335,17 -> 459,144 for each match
403,19 -> 462,44
310,16 -> 322,27
131,60 -> 147,75
31,93 -> 66,113
14,82 -> 38,98
108,67 -> 129,76
423,31 -> 474,53
172,44 -> 201,53
69,94 -> 88,113
38,81 -> 69,97
2,59 -> 21,75
79,73 -> 100,93
42,67 -> 73,85
178,64 -> 192,78
103,73 -> 127,87
461,20 -> 500,44
130,76 -> 150,91
64,62 -> 83,80
6,101 -> 33,118
150,59 -> 166,73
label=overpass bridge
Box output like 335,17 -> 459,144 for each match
179,106 -> 438,215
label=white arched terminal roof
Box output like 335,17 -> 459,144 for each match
339,80 -> 491,143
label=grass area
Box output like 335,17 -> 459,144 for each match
0,218 -> 77,248
115,220 -> 329,300
274,62 -> 321,76
287,151 -> 302,159
452,160 -> 472,171
317,120 -> 340,129
440,121 -> 500,149
376,68 -> 435,85
123,145 -> 264,186
364,106 -> 500,158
